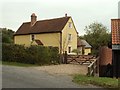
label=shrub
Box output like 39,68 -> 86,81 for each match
72,49 -> 81,55
2,43 -> 59,65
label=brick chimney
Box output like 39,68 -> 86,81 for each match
65,13 -> 67,17
31,13 -> 37,26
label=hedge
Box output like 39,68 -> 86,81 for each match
2,43 -> 60,65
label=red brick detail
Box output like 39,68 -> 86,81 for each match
99,46 -> 112,65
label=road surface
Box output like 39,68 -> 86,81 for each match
2,65 -> 101,88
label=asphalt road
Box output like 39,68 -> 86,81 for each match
2,65 -> 101,88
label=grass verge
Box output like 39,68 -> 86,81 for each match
73,74 -> 118,88
1,61 -> 39,67
0,61 -> 2,65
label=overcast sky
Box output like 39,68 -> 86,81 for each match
0,0 -> 119,35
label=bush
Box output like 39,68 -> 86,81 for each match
2,43 -> 59,65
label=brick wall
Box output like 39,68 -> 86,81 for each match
99,46 -> 112,65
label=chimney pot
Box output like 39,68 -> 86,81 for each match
31,13 -> 37,26
65,13 -> 67,17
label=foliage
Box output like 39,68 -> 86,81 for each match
73,74 -> 118,88
2,43 -> 59,65
1,28 -> 15,43
2,61 -> 39,67
79,36 -> 84,39
72,49 -> 81,55
81,22 -> 111,55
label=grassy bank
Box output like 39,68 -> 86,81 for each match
1,61 -> 39,67
73,74 -> 118,88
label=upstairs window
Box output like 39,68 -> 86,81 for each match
31,34 -> 35,41
69,22 -> 72,28
68,34 -> 72,41
68,47 -> 71,53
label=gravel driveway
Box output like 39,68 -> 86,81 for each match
33,64 -> 88,75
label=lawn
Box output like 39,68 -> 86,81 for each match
73,74 -> 119,88
1,61 -> 39,67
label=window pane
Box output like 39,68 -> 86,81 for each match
68,34 -> 72,41
68,47 -> 71,53
31,35 -> 34,41
69,22 -> 72,28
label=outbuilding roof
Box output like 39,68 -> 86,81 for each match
77,39 -> 92,48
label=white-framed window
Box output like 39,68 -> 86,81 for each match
68,34 -> 72,41
68,22 -> 72,28
30,34 -> 35,41
68,46 -> 71,53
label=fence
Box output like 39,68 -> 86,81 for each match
87,57 -> 99,76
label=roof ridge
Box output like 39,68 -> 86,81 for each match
37,16 -> 71,22
111,19 -> 120,20
23,16 -> 71,24
23,22 -> 30,24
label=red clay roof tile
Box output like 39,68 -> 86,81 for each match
111,19 -> 120,44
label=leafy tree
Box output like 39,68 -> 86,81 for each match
1,28 -> 15,43
79,35 -> 84,39
82,22 -> 111,55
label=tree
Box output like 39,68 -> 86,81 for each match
83,22 -> 111,55
79,35 -> 84,39
1,28 -> 15,43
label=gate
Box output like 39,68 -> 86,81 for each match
63,51 -> 99,76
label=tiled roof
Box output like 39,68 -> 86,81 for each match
35,40 -> 43,45
77,38 -> 92,48
15,17 -> 70,35
77,38 -> 85,47
111,19 -> 120,44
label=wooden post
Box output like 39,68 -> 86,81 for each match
87,66 -> 90,76
64,51 -> 67,64
59,32 -> 62,64
82,45 -> 85,55
97,57 -> 99,75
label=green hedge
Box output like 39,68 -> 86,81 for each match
2,43 -> 59,65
